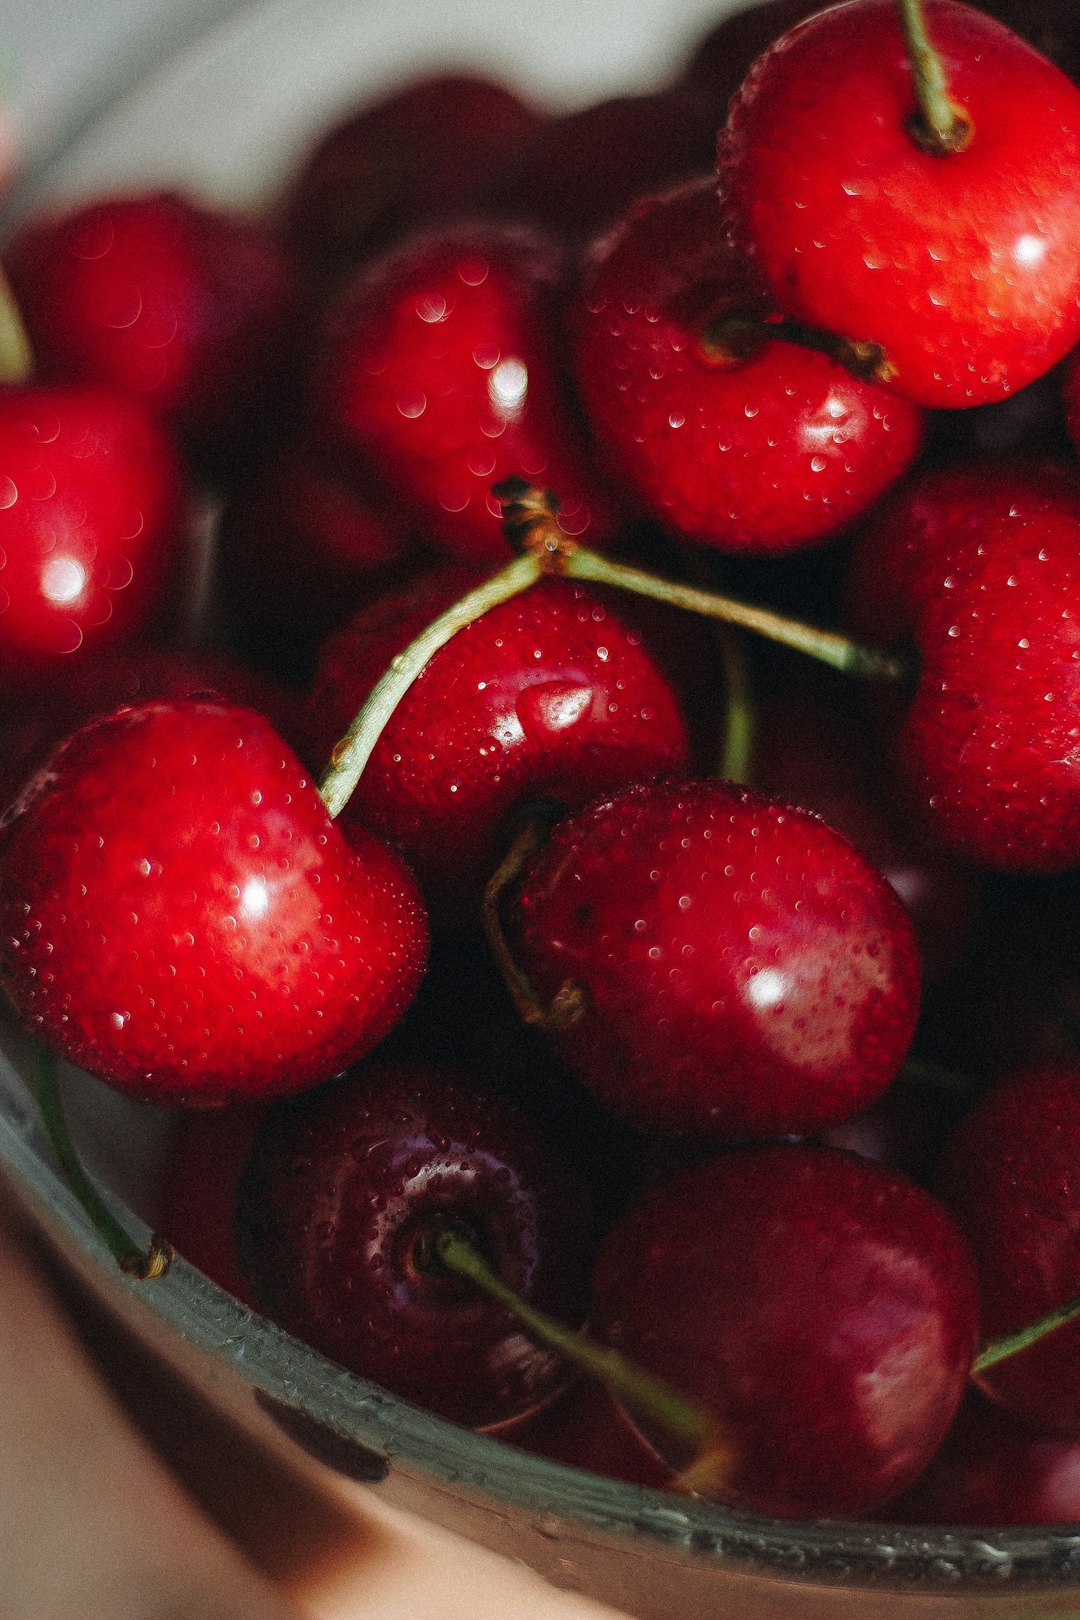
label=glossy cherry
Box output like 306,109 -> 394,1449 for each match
719,0 -> 1080,408
590,1142 -> 979,1517
936,1066 -> 1080,1436
507,776 -> 921,1139
0,384 -> 190,683
234,1057 -> 594,1430
847,459 -> 1080,871
574,177 -> 922,553
304,565 -> 694,917
312,222 -> 616,562
0,698 -> 428,1105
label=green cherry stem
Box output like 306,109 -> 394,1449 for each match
972,1291 -> 1080,1376
32,1045 -> 173,1279
896,0 -> 972,153
317,550 -> 542,819
430,1222 -> 730,1481
0,268 -> 33,384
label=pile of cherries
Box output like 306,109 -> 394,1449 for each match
6,0 -> 1080,1530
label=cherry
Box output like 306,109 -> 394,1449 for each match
3,191 -> 297,465
234,1057 -> 594,1430
936,1066 -> 1080,1436
888,1390 -> 1080,1525
719,0 -> 1080,408
280,72 -> 546,283
846,459 -> 1080,871
156,1101 -> 267,1304
573,177 -> 923,555
311,221 -> 617,562
506,776 -> 921,1140
506,1377 -> 672,1489
0,384 -> 191,684
0,698 -> 428,1105
590,1142 -> 979,1517
304,564 -> 694,918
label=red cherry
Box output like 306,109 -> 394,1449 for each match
719,0 -> 1080,407
234,1058 -> 594,1430
0,698 -> 428,1105
0,384 -> 190,682
280,72 -> 546,281
4,191 -> 297,456
156,1101 -> 267,1304
312,222 -> 617,562
304,567 -> 693,917
506,1377 -> 672,1488
889,1391 -> 1080,1525
936,1066 -> 1080,1436
590,1143 -> 979,1517
574,177 -> 922,554
508,777 -> 921,1140
847,460 -> 1080,871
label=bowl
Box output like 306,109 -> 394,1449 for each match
2,2 -> 1080,1615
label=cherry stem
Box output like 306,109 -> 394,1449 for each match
32,1046 -> 173,1280
317,550 -> 542,819
482,812 -> 586,1033
0,268 -> 33,384
702,314 -> 892,386
896,0 -> 971,153
430,1222 -> 730,1479
898,1054 -> 977,1094
972,1290 -> 1080,1376
563,546 -> 908,683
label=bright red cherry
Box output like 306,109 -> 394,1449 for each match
0,384 -> 190,683
234,1058 -> 594,1430
847,459 -> 1080,871
304,566 -> 694,918
312,223 -> 617,562
574,177 -> 922,554
719,0 -> 1080,408
591,1143 -> 979,1517
936,1066 -> 1080,1436
0,698 -> 428,1105
508,777 -> 921,1140
4,191 -> 297,457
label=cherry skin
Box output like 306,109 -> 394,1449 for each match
507,777 -> 921,1140
888,1391 -> 1080,1526
4,190 -> 297,461
573,177 -> 922,554
0,698 -> 428,1105
936,1066 -> 1080,1436
0,384 -> 190,684
234,1057 -> 595,1430
847,460 -> 1080,871
719,0 -> 1080,408
590,1143 -> 980,1517
156,1100 -> 267,1304
304,566 -> 694,919
312,222 -> 617,562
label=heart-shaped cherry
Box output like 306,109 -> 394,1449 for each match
590,1142 -> 979,1517
506,776 -> 921,1139
0,698 -> 428,1104
234,1057 -> 594,1429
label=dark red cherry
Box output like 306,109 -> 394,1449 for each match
591,1143 -> 979,1517
312,222 -> 617,562
574,177 -> 922,554
508,777 -> 921,1140
0,698 -> 428,1105
157,1101 -> 267,1304
936,1066 -> 1080,1436
719,0 -> 1080,407
234,1058 -> 594,1430
304,567 -> 693,918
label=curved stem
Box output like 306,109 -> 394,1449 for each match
482,813 -> 586,1032
317,551 -> 542,819
0,269 -> 33,384
32,1046 -> 172,1279
431,1224 -> 731,1480
563,546 -> 909,684
714,622 -> 755,784
897,0 -> 971,153
703,313 -> 893,386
